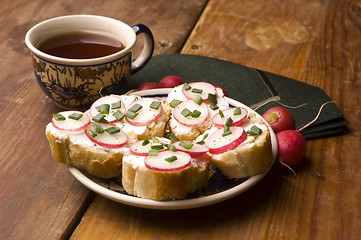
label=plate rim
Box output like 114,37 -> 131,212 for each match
68,88 -> 277,210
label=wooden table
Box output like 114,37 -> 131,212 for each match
1,0 -> 360,239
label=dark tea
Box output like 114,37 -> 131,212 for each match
39,31 -> 125,59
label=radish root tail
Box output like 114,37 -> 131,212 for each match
297,101 -> 334,132
280,161 -> 297,175
253,100 -> 307,111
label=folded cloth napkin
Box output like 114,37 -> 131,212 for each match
127,54 -> 347,139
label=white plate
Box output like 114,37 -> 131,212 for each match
69,88 -> 277,210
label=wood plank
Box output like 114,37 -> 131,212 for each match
0,0 -> 207,239
182,0 -> 361,239
69,0 -> 361,239
182,0 -> 327,80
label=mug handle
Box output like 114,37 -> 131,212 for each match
131,24 -> 154,74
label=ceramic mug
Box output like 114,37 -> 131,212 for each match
25,15 -> 154,109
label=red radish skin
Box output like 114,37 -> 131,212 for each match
125,98 -> 163,126
137,82 -> 160,91
212,107 -> 248,128
159,75 -> 183,88
262,106 -> 296,133
130,140 -> 167,156
172,141 -> 209,157
144,150 -> 191,171
173,100 -> 209,127
276,130 -> 306,167
206,127 -> 247,154
52,111 -> 90,132
182,82 -> 217,101
85,123 -> 128,148
89,95 -> 125,123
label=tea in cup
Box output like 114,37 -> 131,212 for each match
25,15 -> 154,109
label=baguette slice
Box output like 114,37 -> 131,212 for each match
46,123 -> 128,179
122,154 -> 210,200
167,85 -> 229,141
114,97 -> 170,142
203,112 -> 273,179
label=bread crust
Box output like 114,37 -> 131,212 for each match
209,114 -> 273,179
46,127 -> 124,179
122,156 -> 210,200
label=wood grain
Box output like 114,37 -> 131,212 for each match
69,0 -> 361,240
0,0 -> 207,239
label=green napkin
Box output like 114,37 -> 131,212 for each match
127,54 -> 347,139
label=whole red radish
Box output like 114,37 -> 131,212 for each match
159,75 -> 183,88
262,106 -> 296,133
137,82 -> 160,91
276,130 -> 306,167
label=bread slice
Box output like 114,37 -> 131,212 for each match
115,99 -> 170,142
122,154 -> 210,200
166,85 -> 229,141
45,123 -> 128,179
202,112 -> 273,179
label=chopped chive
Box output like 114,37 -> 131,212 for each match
125,110 -> 138,119
92,113 -> 106,123
92,123 -> 104,134
113,110 -> 125,121
170,133 -> 180,143
207,93 -> 217,104
225,117 -> 233,127
196,140 -> 205,145
105,127 -> 120,135
181,108 -> 192,117
68,112 -> 83,120
169,99 -> 182,108
183,83 -> 191,91
151,144 -> 164,150
165,155 -> 177,163
111,100 -> 122,109
179,141 -> 193,149
247,125 -> 263,136
209,104 -> 219,110
222,130 -> 232,137
128,103 -> 142,113
142,138 -> 150,146
148,149 -> 159,156
219,110 -> 225,118
191,88 -> 203,94
88,129 -> 97,138
193,95 -> 203,105
234,107 -> 242,115
196,133 -> 209,145
99,104 -> 110,114
150,101 -> 161,110
167,144 -> 177,152
152,137 -> 159,143
192,110 -> 201,118
53,113 -> 65,121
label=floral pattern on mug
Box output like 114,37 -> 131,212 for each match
32,52 -> 131,109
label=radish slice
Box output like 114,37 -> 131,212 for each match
130,140 -> 167,156
89,95 -> 125,123
212,107 -> 248,128
144,150 -> 191,171
182,82 -> 217,101
173,100 -> 209,126
172,141 -> 209,157
85,123 -> 128,148
52,111 -> 90,132
125,98 -> 163,126
206,127 -> 247,154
